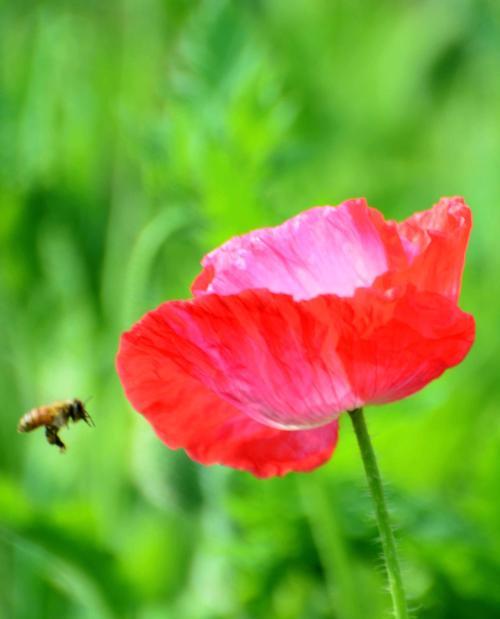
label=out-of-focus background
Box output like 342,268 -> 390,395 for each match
1,1 -> 499,618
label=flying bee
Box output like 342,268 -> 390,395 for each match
17,398 -> 94,451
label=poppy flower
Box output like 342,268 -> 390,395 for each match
116,197 -> 475,478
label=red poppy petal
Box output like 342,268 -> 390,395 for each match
191,264 -> 215,295
117,317 -> 339,478
334,285 -> 475,404
192,199 -> 395,300
382,196 -> 471,301
118,287 -> 474,438
118,291 -> 358,431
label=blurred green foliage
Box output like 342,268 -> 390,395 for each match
0,0 -> 499,617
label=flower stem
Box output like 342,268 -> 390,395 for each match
348,408 -> 410,619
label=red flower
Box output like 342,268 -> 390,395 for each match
116,197 -> 475,478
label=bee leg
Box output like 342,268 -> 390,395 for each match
45,426 -> 66,451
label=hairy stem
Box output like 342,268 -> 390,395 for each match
348,408 -> 410,619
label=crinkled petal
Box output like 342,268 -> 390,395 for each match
192,197 -> 472,303
192,199 -> 403,300
119,291 -> 358,431
334,285 -> 475,404
391,196 -> 472,301
117,315 -> 339,478
118,288 -> 474,435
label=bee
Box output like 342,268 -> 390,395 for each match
17,398 -> 94,451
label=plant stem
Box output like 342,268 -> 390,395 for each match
348,408 -> 410,619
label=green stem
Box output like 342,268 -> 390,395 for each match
348,408 -> 410,619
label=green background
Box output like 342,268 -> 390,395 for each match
1,1 -> 498,618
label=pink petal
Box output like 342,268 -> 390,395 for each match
192,199 -> 400,300
192,197 -> 472,304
